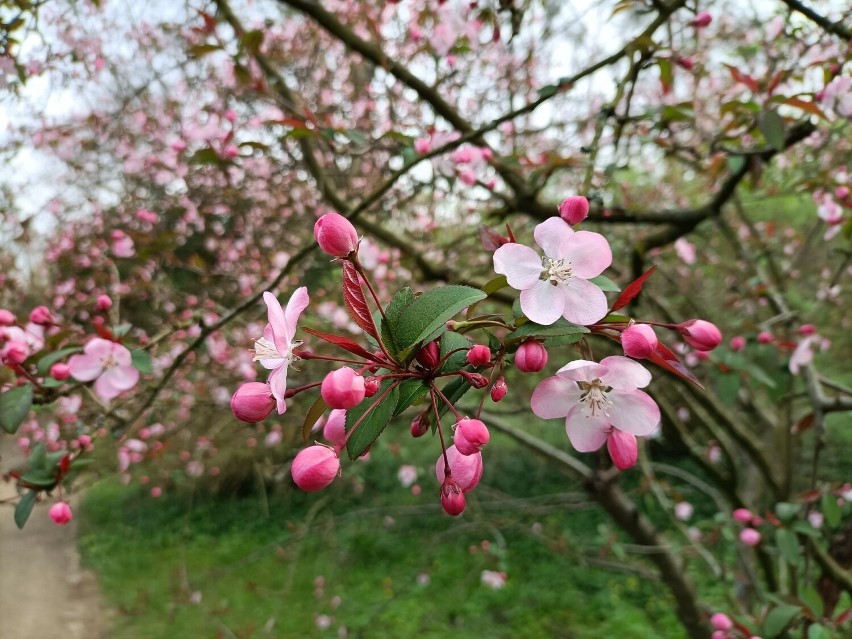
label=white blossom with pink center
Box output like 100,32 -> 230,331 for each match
493,217 -> 612,326
252,287 -> 309,414
68,338 -> 139,401
530,355 -> 660,452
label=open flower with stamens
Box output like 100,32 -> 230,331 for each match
530,356 -> 660,454
492,217 -> 611,325
252,287 -> 309,414
68,338 -> 139,401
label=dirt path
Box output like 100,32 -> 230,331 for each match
0,437 -> 107,639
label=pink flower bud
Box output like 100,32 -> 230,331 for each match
454,418 -> 490,456
291,445 -> 340,492
606,429 -> 638,471
78,435 -> 93,450
321,367 -> 366,409
50,363 -> 71,380
461,371 -> 488,389
29,305 -> 54,326
739,527 -> 761,546
414,138 -> 431,154
0,309 -> 15,326
621,324 -> 658,359
730,336 -> 746,352
711,613 -> 733,631
712,632 -> 726,639
679,319 -> 722,351
675,57 -> 694,71
435,445 -> 483,492
95,295 -> 113,311
314,212 -> 359,258
558,196 -> 590,225
798,324 -> 816,336
440,477 -> 466,516
322,409 -> 347,447
515,340 -> 548,372
757,331 -> 773,344
732,508 -> 753,523
692,11 -> 712,28
459,169 -> 477,185
4,340 -> 27,365
490,376 -> 507,402
466,344 -> 491,366
49,501 -> 73,526
836,186 -> 849,199
411,414 -> 429,438
416,340 -> 440,369
363,376 -> 380,397
230,382 -> 275,423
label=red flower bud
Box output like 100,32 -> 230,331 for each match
490,376 -> 507,402
435,445 -> 483,492
710,613 -> 733,631
322,409 -> 347,447
454,418 -> 490,456
363,376 -> 380,397
50,363 -> 71,381
461,371 -> 488,389
466,344 -> 491,366
440,477 -> 466,516
291,444 -> 340,492
692,10 -> 712,28
0,309 -> 15,326
757,331 -> 773,344
739,528 -> 761,546
678,319 -> 722,351
230,382 -> 276,423
49,501 -> 73,526
515,340 -> 548,372
729,335 -> 746,352
558,196 -> 590,225
95,295 -> 113,311
411,414 -> 429,438
3,341 -> 27,365
314,212 -> 359,258
29,306 -> 54,326
416,340 -> 440,369
321,367 -> 366,409
621,324 -> 658,359
606,429 -> 638,471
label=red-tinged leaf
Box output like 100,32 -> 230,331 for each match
781,97 -> 827,120
342,261 -> 378,339
648,342 -> 704,388
767,70 -> 784,96
792,413 -> 815,434
505,223 -> 516,243
301,326 -> 380,362
610,266 -> 657,312
724,64 -> 759,93
477,224 -> 509,251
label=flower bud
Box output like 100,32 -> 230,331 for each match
692,10 -> 712,28
711,613 -> 733,631
490,376 -> 507,402
0,309 -> 15,326
732,508 -> 753,524
515,340 -> 548,372
678,319 -> 722,351
606,429 -> 638,471
321,367 -> 366,409
29,305 -> 54,326
3,341 -> 28,365
50,363 -> 71,381
322,409 -> 347,447
230,382 -> 275,423
729,336 -> 746,352
49,501 -> 73,526
410,414 -> 429,438
466,344 -> 491,366
558,196 -> 590,225
95,295 -> 113,311
757,331 -> 773,344
291,445 -> 340,492
739,528 -> 761,546
798,324 -> 816,336
363,376 -> 380,397
461,371 -> 488,389
675,57 -> 694,71
435,445 -> 483,492
621,324 -> 658,359
314,212 -> 359,258
440,477 -> 466,516
416,340 -> 440,369
414,138 -> 431,154
454,418 -> 490,456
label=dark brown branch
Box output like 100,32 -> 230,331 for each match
780,0 -> 851,40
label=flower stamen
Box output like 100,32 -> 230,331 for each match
578,379 -> 613,418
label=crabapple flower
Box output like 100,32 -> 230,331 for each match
515,340 -> 548,372
440,477 -> 466,516
558,196 -> 589,225
68,338 -> 139,401
739,528 -> 761,546
435,445 -> 483,492
321,367 -> 366,409
607,428 -> 638,471
678,319 -> 722,351
530,356 -> 660,455
454,418 -> 490,456
711,613 -> 733,631
49,502 -> 73,526
322,409 -> 347,447
314,212 -> 358,257
490,376 -> 507,402
493,217 -> 612,325
481,570 -> 507,590
621,324 -> 657,359
0,309 -> 15,326
252,288 -> 309,414
50,363 -> 71,380
95,295 -> 113,311
466,344 -> 491,366
29,306 -> 54,325
291,444 -> 340,492
230,382 -> 275,423
692,11 -> 712,28
730,336 -> 746,351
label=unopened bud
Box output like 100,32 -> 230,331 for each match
29,306 -> 54,326
3,341 -> 27,365
291,444 -> 340,492
363,376 -> 380,397
0,309 -> 15,326
757,331 -> 773,344
710,613 -> 733,632
461,371 -> 488,389
50,363 -> 71,381
692,10 -> 712,28
558,196 -> 590,225
466,344 -> 491,366
515,340 -> 548,372
322,409 -> 347,447
411,414 -> 429,438
321,367 -> 366,409
732,508 -> 753,524
314,212 -> 359,258
606,429 -> 638,471
454,418 -> 490,456
621,324 -> 658,359
678,319 -> 722,351
490,376 -> 507,402
95,295 -> 113,312
49,501 -> 73,526
440,477 -> 466,516
416,340 -> 440,369
230,382 -> 275,423
435,445 -> 483,492
729,335 -> 746,352
739,528 -> 761,546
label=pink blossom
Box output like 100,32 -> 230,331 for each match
440,477 -> 466,515
466,344 -> 491,366
730,336 -> 746,351
711,613 -> 733,631
515,340 -> 548,372
314,212 -> 359,257
0,309 -> 15,326
291,444 -> 340,492
414,138 -> 431,154
454,418 -> 490,456
230,382 -> 275,422
675,501 -> 694,521
621,324 -> 658,359
757,331 -> 773,344
29,306 -> 54,326
321,367 -> 366,409
322,409 -> 347,447
789,335 -> 815,374
68,338 -> 139,401
95,295 -> 113,311
111,230 -> 136,258
480,570 -> 507,590
493,217 -> 612,325
490,376 -> 507,402
674,238 -> 697,265
558,196 -> 589,225
739,528 -> 761,546
607,429 -> 638,470
678,319 -> 722,351
397,464 -> 418,488
435,445 -> 483,492
692,11 -> 712,28
531,356 -> 660,454
732,508 -> 754,524
49,502 -> 73,526
50,363 -> 71,380
251,288 -> 309,414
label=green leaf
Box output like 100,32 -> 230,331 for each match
727,155 -> 746,173
763,604 -> 801,638
821,492 -> 841,527
395,286 -> 486,352
482,275 -> 508,295
0,383 -> 33,434
775,501 -> 802,521
20,470 -> 57,489
588,274 -> 621,292
600,314 -> 630,323
393,379 -> 430,416
759,109 -> 787,151
799,583 -> 824,618
381,287 -> 415,358
508,318 -> 589,342
131,349 -> 153,374
302,396 -> 329,441
15,491 -> 38,530
776,528 -> 800,566
537,84 -> 558,99
512,298 -> 523,318
439,331 -> 472,373
807,625 -> 831,639
36,347 -> 83,375
345,381 -> 400,460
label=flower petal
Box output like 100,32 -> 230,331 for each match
599,356 -> 653,390
268,364 -> 288,415
531,376 -> 581,419
493,243 -> 543,290
520,279 -> 564,325
560,231 -> 612,278
564,404 -> 608,452
533,217 -> 574,258
608,390 -> 660,436
284,287 -> 309,345
556,359 -> 607,383
263,292 -> 291,356
95,365 -> 139,400
68,354 -> 103,382
84,337 -> 114,359
561,277 -> 608,325
110,343 -> 133,367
